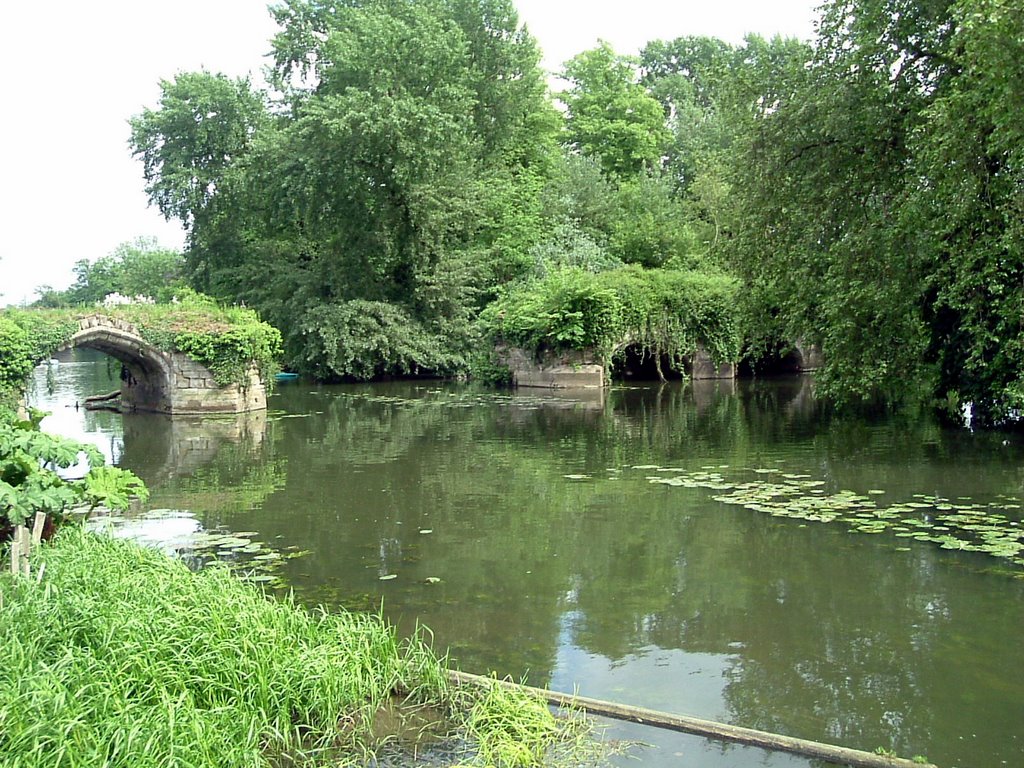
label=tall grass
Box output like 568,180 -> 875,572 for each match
2,528 -> 553,767
1,529 -> 601,767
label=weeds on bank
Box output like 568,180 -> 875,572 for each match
0,529 -> 606,767
452,678 -> 602,768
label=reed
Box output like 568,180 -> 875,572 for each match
456,675 -> 576,767
0,529 -> 593,767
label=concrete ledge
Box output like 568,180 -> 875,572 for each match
690,347 -> 737,380
514,365 -> 605,389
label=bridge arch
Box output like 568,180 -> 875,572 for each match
63,318 -> 176,412
53,315 -> 266,415
791,341 -> 824,372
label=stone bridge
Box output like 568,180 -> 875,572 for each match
498,340 -> 823,389
59,316 -> 266,414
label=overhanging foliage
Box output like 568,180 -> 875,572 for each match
479,266 -> 742,372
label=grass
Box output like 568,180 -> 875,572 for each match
457,679 -> 571,767
0,528 -> 598,767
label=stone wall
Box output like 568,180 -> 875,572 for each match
166,354 -> 266,414
497,346 -> 605,389
497,344 -> 737,388
689,347 -> 737,380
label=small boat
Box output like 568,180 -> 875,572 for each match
274,372 -> 300,382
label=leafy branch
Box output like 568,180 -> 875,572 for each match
1,410 -> 148,533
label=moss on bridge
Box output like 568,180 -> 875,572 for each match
0,294 -> 281,408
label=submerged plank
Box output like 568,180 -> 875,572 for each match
448,670 -> 936,768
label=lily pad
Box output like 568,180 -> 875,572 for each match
621,463 -> 1024,569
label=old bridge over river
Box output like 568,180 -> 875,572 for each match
21,310 -> 823,408
51,315 -> 267,415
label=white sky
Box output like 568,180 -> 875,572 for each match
0,1 -> 818,307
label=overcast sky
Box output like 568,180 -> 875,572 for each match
0,1 -> 818,307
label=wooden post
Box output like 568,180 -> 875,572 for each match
31,511 -> 46,546
19,525 -> 31,577
9,523 -> 38,577
9,528 -> 22,575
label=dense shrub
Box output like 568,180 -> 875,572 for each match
295,300 -> 458,381
0,317 -> 35,404
480,269 -> 623,355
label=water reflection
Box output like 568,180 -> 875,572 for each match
29,351 -> 124,471
28,372 -> 1024,768
122,410 -> 269,486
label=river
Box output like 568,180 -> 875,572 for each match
29,352 -> 1024,768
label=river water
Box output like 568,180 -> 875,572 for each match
29,353 -> 1024,768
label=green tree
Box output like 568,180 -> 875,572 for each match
640,35 -> 811,263
540,153 -> 620,247
134,0 -> 558,380
33,238 -> 186,307
907,0 -> 1024,421
607,171 -> 698,268
640,35 -> 736,194
559,42 -> 669,179
129,71 -> 267,229
528,219 -> 621,278
724,0 -> 952,402
262,0 -> 492,340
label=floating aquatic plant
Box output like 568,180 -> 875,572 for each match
634,467 -> 1023,569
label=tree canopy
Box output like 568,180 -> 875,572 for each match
717,0 -> 1023,424
126,0 -> 1024,426
131,0 -> 561,381
560,42 -> 669,179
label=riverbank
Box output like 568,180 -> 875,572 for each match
0,528 -> 598,767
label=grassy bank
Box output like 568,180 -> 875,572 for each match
0,529 -> 595,767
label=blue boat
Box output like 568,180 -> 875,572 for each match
274,372 -> 300,382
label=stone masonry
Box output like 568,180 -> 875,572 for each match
497,345 -> 606,389
497,343 -> 737,389
60,316 -> 266,415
